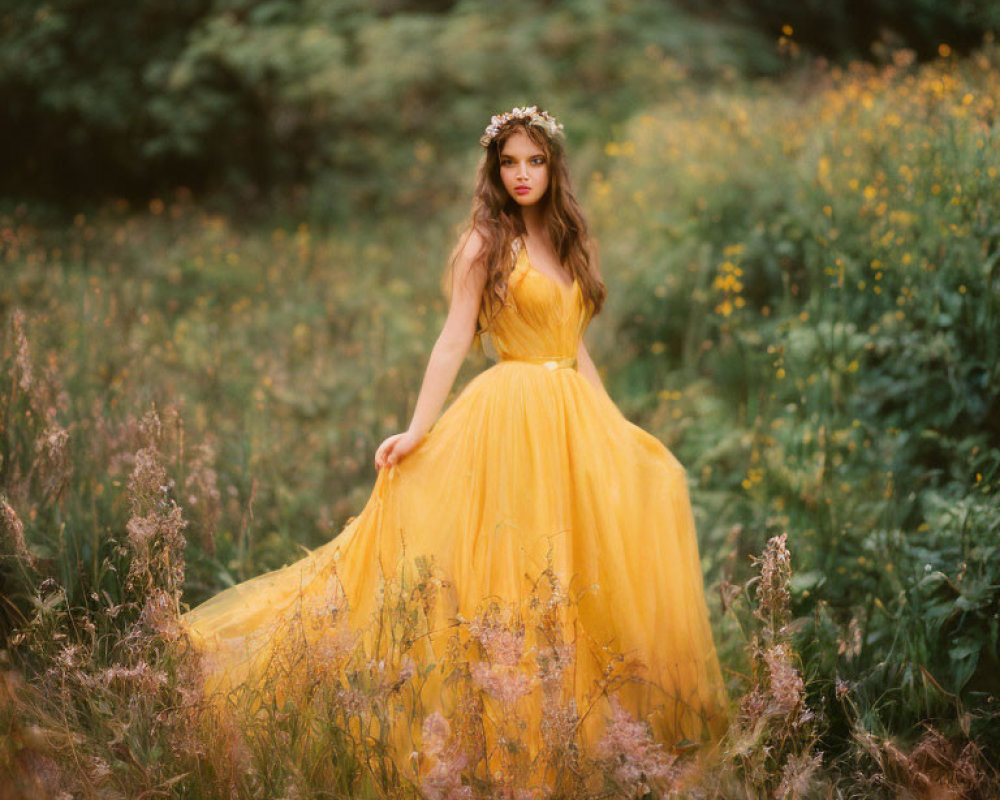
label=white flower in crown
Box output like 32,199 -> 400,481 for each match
480,105 -> 565,147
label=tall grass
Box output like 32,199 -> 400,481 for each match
589,38 -> 1000,767
0,350 -> 841,797
3,39 -> 1000,798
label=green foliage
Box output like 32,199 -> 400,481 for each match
0,209 -> 463,611
1,0 -> 778,213
5,1 -> 997,216
595,41 -> 1000,754
0,0 -> 212,200
3,34 -> 1000,797
691,0 -> 1000,61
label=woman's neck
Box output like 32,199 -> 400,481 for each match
520,204 -> 548,242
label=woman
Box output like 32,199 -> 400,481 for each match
182,105 -> 728,786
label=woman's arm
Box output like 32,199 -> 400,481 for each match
406,229 -> 487,438
375,229 -> 487,469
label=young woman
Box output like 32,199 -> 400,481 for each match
182,105 -> 728,781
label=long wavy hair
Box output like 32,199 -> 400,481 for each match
444,117 -> 606,336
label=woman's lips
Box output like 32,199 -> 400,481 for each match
515,186 -> 531,194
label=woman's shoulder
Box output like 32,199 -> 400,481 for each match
450,225 -> 490,268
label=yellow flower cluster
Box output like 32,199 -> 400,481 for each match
741,467 -> 765,491
713,257 -> 746,318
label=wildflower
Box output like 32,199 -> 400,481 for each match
335,686 -> 368,720
278,779 -> 303,800
87,756 -> 112,783
595,694 -> 680,792
0,497 -> 34,568
124,503 -> 187,597
127,447 -> 167,509
183,439 -> 221,554
775,751 -> 823,799
753,533 -> 791,633
536,640 -> 574,690
398,654 -> 416,683
99,661 -> 169,696
139,588 -> 182,641
123,410 -> 188,621
55,644 -> 82,670
422,711 -> 451,756
419,712 -> 473,800
34,424 -> 72,500
764,643 -> 805,716
468,603 -> 525,667
383,653 -> 416,695
137,405 -> 163,447
737,686 -> 768,729
11,308 -> 34,394
126,513 -> 159,560
540,696 -> 579,752
470,661 -> 532,706
837,617 -> 862,660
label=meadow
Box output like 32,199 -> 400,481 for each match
2,41 -> 999,798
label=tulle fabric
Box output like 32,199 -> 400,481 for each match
181,239 -> 729,773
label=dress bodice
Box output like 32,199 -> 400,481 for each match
478,238 -> 592,363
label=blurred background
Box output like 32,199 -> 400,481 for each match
4,0 -> 999,216
2,0 -> 999,796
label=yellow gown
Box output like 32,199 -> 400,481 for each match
181,237 -> 729,781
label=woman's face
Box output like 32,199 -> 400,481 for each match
498,129 -> 550,207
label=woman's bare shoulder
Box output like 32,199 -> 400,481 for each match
454,226 -> 487,257
450,226 -> 490,274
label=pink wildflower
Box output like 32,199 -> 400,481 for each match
754,532 -> 792,632
468,604 -> 525,667
470,661 -> 532,706
764,643 -> 805,716
420,712 -> 472,800
596,695 -> 680,792
0,497 -> 34,567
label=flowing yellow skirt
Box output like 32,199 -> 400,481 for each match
181,357 -> 729,785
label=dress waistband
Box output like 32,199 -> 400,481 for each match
500,355 -> 577,371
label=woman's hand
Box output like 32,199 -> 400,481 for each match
374,431 -> 423,470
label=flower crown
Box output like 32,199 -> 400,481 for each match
479,105 -> 565,148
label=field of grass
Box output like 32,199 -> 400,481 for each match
2,42 -> 999,798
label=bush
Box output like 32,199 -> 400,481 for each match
593,40 -> 1000,756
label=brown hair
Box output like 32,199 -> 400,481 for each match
444,118 -> 606,335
